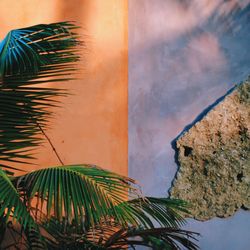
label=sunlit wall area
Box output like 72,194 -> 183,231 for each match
0,0 -> 128,175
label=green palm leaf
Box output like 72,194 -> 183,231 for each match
0,169 -> 34,228
36,197 -> 198,249
14,164 -> 138,228
123,197 -> 188,229
0,22 -> 81,171
100,226 -> 199,250
42,217 -> 199,250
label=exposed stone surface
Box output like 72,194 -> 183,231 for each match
170,79 -> 250,221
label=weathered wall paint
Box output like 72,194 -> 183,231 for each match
0,0 -> 128,175
128,0 -> 250,249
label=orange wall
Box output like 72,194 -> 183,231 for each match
0,0 -> 128,175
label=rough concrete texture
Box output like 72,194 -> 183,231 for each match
171,79 -> 250,221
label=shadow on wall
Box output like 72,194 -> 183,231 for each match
57,0 -> 88,23
129,0 -> 250,196
173,83 -> 238,142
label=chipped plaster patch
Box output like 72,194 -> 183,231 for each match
170,79 -> 250,221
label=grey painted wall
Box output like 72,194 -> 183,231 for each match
128,1 -> 250,249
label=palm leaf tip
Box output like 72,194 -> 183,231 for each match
125,197 -> 189,229
0,21 -> 82,76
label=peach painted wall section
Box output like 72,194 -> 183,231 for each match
0,0 -> 128,175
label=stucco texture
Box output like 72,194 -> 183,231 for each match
0,0 -> 128,176
128,0 -> 250,249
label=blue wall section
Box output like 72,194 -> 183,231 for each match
128,1 -> 250,249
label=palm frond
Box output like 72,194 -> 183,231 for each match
100,226 -> 199,250
124,197 -> 189,229
38,197 -> 199,249
43,218 -> 199,250
0,169 -> 34,228
14,164 -> 138,228
0,22 -> 81,171
24,226 -> 47,250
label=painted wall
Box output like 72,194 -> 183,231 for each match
128,0 -> 250,249
0,1 -> 249,249
0,0 -> 128,175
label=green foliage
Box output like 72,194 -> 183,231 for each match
41,199 -> 199,250
0,21 -> 200,249
0,169 -> 34,228
15,165 -> 136,227
0,22 -> 81,170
